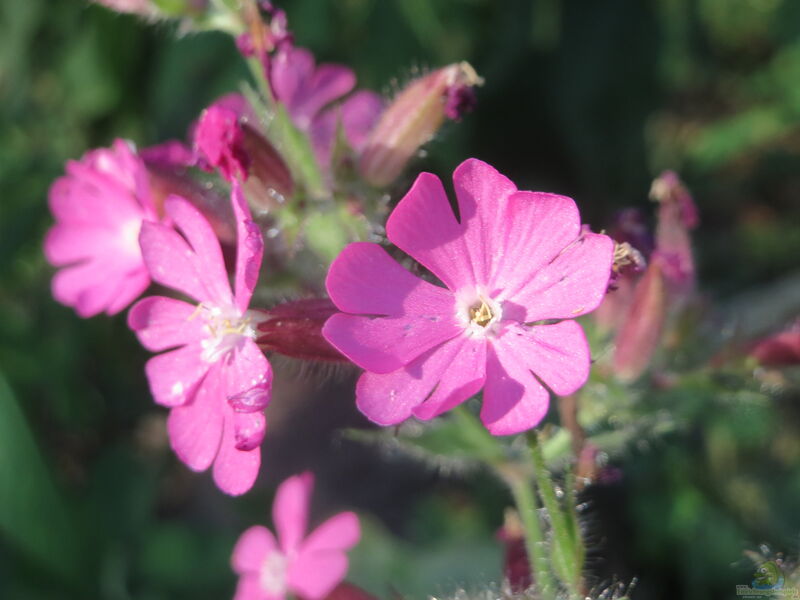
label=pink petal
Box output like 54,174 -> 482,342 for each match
167,364 -> 224,471
273,472 -> 313,554
128,296 -> 206,352
323,313 -> 460,374
301,512 -> 360,554
44,224 -> 124,266
287,551 -> 348,600
212,403 -> 261,496
508,232 -> 615,323
226,338 -> 272,395
385,172 -> 478,291
51,258 -> 147,318
480,340 -> 550,436
489,191 -> 580,297
303,64 -> 356,120
104,269 -> 152,315
232,525 -> 278,574
233,574 -> 271,600
496,321 -> 590,396
412,336 -> 487,420
164,195 -> 233,305
138,221 -> 211,303
271,47 -> 315,113
232,182 -> 264,311
341,91 -> 383,152
449,158 -> 519,288
355,335 -> 480,425
144,343 -> 210,407
231,411 -> 266,451
326,242 -> 454,316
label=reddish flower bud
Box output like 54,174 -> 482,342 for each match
750,321 -> 800,366
358,62 -> 482,187
612,256 -> 667,381
323,582 -> 378,600
256,299 -> 347,362
497,510 -> 532,593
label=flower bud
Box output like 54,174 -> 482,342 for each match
650,171 -> 698,296
750,320 -> 800,366
193,104 -> 294,209
612,256 -> 667,381
358,62 -> 482,187
256,299 -> 347,362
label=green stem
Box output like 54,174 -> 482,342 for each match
530,434 -> 585,599
508,474 -> 556,598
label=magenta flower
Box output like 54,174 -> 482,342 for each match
194,105 -> 251,181
269,45 -> 383,168
128,183 -> 271,495
231,472 -> 360,600
323,159 -> 614,435
44,139 -> 160,318
270,46 -> 356,131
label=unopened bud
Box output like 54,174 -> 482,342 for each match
257,298 -> 346,362
650,171 -> 698,295
750,320 -> 800,366
193,104 -> 294,209
358,62 -> 482,187
613,256 -> 667,381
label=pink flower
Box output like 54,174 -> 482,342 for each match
323,159 -> 614,435
311,91 -> 384,168
270,46 -> 356,131
269,45 -> 383,168
128,183 -> 271,495
44,139 -> 159,317
231,472 -> 360,600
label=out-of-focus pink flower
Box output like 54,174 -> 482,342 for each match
270,46 -> 356,132
231,472 -> 360,600
323,159 -> 614,435
269,45 -> 383,169
750,320 -> 800,366
92,0 -> 159,17
310,91 -> 384,168
44,139 -> 160,318
128,184 -> 271,495
359,62 -> 482,187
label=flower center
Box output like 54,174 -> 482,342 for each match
469,299 -> 494,327
457,289 -> 503,336
259,550 -> 287,595
191,304 -> 259,363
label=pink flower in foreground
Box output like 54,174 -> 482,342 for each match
45,139 -> 159,317
231,472 -> 360,600
323,159 -> 614,435
128,183 -> 271,495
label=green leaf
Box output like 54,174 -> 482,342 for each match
0,371 -> 83,583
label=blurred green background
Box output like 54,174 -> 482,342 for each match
2,0 -> 800,598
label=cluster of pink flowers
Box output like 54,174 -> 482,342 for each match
47,2 -> 620,596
